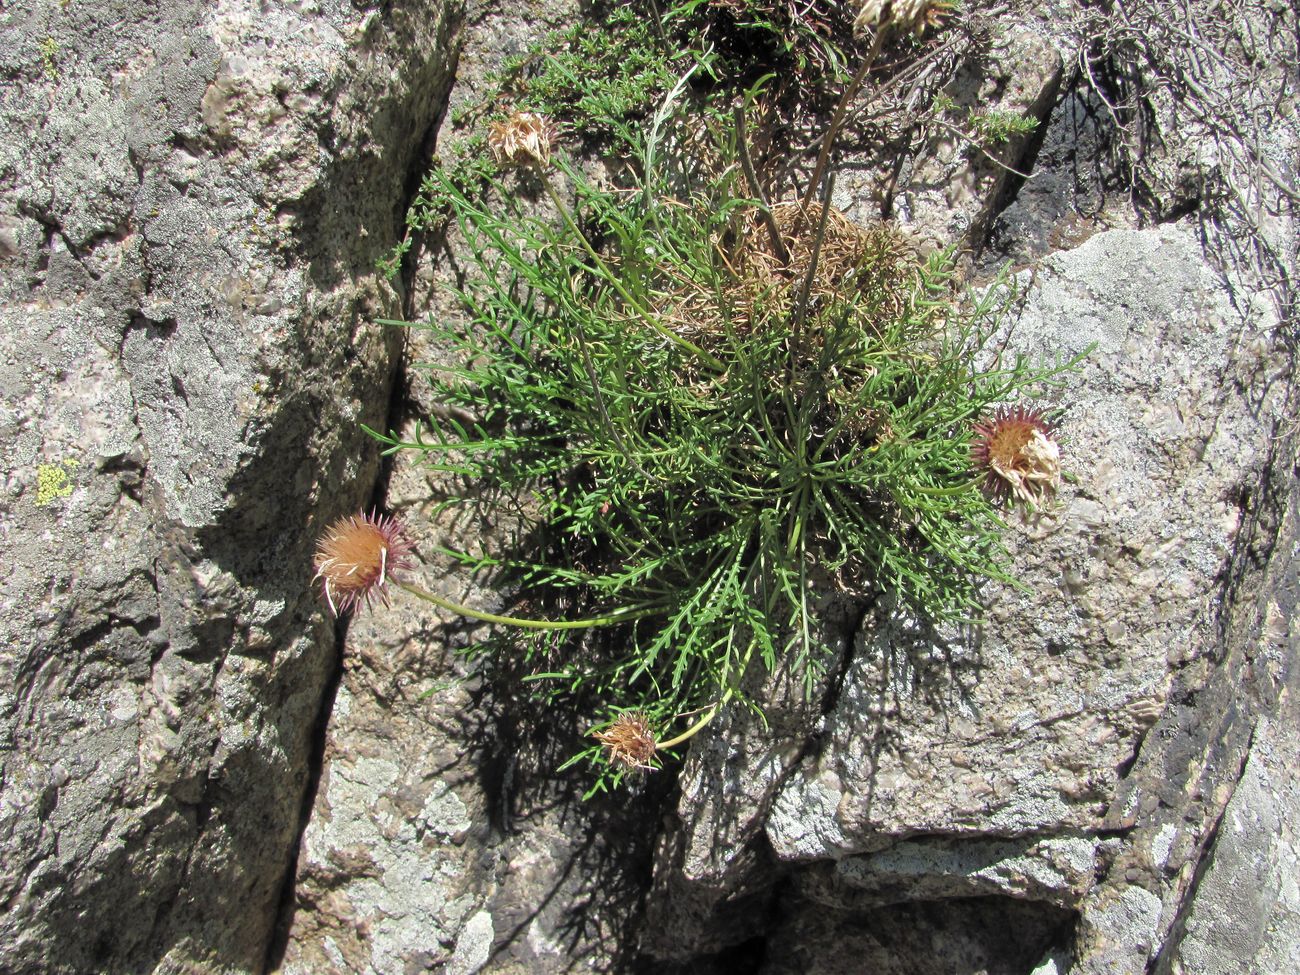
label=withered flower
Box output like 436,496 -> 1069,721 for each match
971,405 -> 1063,505
313,510 -> 415,616
593,712 -> 658,771
854,0 -> 954,36
487,110 -> 555,170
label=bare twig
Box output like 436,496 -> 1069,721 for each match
925,118 -> 1038,180
801,27 -> 887,213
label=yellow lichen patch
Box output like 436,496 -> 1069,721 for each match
35,460 -> 77,506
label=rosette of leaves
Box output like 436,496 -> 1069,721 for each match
371,89 -> 1081,791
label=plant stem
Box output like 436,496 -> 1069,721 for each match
656,694 -> 730,750
733,103 -> 789,264
395,579 -> 653,630
800,28 -> 886,215
657,634 -> 757,750
790,169 -> 836,347
570,287 -> 662,483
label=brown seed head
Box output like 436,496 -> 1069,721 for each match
593,712 -> 658,771
972,405 -> 1062,505
487,111 -> 555,170
854,0 -> 954,36
313,511 -> 414,616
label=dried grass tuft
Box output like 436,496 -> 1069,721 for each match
662,200 -> 919,342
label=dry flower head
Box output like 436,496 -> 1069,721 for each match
313,511 -> 415,616
854,0 -> 954,36
972,405 -> 1062,505
593,712 -> 658,770
487,110 -> 555,170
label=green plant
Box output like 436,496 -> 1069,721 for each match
380,4 -> 689,279
379,0 -> 893,280
966,107 -> 1039,144
507,5 -> 684,134
39,37 -> 59,81
366,78 -> 1083,790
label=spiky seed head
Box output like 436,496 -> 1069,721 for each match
487,111 -> 555,170
971,405 -> 1062,505
313,511 -> 414,616
593,712 -> 658,771
854,0 -> 954,36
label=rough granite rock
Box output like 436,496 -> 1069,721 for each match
1165,708 -> 1300,974
878,22 -> 1064,249
757,896 -> 1076,975
1072,407 -> 1300,975
274,495 -> 500,975
769,221 -> 1284,856
277,420 -> 660,975
798,834 -> 1115,910
0,1 -> 454,972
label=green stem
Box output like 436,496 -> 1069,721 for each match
733,103 -> 788,264
395,579 -> 652,630
657,635 -> 758,750
657,693 -> 731,750
538,169 -> 726,372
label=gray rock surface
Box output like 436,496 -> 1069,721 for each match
278,454 -> 658,975
274,2 -> 1300,972
883,23 -> 1064,248
646,213 -> 1292,969
830,10 -> 1068,254
810,834 -> 1112,909
0,1 -> 454,971
768,220 -> 1282,857
1166,708 -> 1300,975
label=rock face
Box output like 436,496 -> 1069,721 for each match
636,6 -> 1298,970
0,1 -> 454,972
274,6 -> 664,973
1166,708 -> 1300,975
1,1 -> 1296,975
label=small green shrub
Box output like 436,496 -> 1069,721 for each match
966,107 -> 1039,144
383,3 -> 691,279
354,1 -> 1078,790
368,79 -> 1081,790
381,0 -> 890,280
